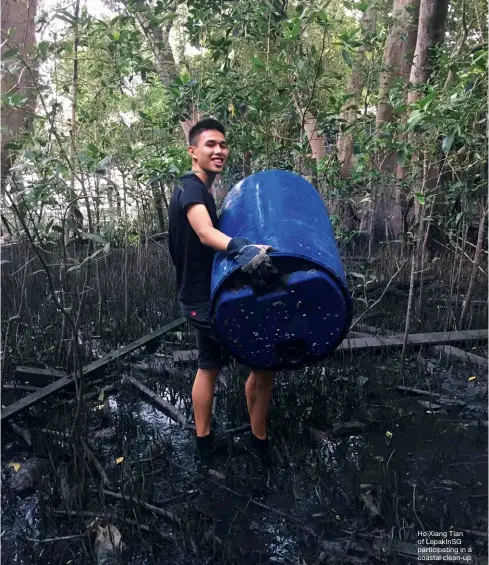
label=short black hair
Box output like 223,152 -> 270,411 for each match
188,118 -> 226,146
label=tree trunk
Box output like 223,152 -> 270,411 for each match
66,0 -> 85,245
128,0 -> 200,141
337,9 -> 376,179
151,181 -> 166,232
459,202 -> 488,326
376,0 -> 420,133
369,0 -> 420,240
244,151 -> 252,178
407,0 -> 449,106
407,0 -> 449,241
294,104 -> 326,163
335,10 -> 376,234
1,0 -> 38,187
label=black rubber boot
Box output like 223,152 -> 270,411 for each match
195,431 -> 229,462
234,431 -> 271,467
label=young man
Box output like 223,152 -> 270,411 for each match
168,118 -> 277,463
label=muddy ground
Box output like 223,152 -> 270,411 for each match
1,244 -> 487,564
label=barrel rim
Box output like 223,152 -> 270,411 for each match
211,252 -> 351,311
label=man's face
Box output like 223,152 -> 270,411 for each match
189,129 -> 229,174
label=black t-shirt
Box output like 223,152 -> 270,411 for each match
168,173 -> 219,309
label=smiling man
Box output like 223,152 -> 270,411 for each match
168,118 -> 278,465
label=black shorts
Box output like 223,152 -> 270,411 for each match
183,304 -> 230,370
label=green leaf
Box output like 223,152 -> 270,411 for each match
356,1 -> 369,12
55,10 -> 76,24
341,49 -> 353,69
349,272 -> 365,280
139,110 -> 152,122
316,10 -> 329,24
290,18 -> 301,39
85,233 -> 106,245
3,93 -> 28,107
86,143 -> 99,156
67,264 -> 82,273
392,104 -> 407,115
24,149 -> 37,161
442,132 -> 455,154
406,109 -> 423,131
61,41 -> 73,55
397,151 -> 407,168
2,49 -> 18,60
415,193 -> 425,205
95,156 -> 112,175
83,248 -> 105,262
103,242 -> 111,255
418,91 -> 436,109
251,57 -> 265,70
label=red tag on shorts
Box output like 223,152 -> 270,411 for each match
190,311 -> 197,317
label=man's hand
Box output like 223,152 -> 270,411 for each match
226,238 -> 274,268
226,238 -> 279,290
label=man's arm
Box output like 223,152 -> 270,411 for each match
186,203 -> 231,252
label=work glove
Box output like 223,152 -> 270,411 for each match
227,237 -> 279,291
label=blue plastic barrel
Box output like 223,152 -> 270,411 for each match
210,170 -> 352,370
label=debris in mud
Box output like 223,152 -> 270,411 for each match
417,399 -> 442,410
94,427 -> 116,440
331,421 -> 367,436
359,484 -> 382,523
8,458 -> 49,495
310,421 -> 367,441
94,523 -> 123,565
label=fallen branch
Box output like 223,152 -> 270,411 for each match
3,384 -> 40,392
60,385 -> 117,408
41,428 -> 112,488
14,366 -> 67,384
397,386 -> 466,407
124,375 -> 189,429
355,324 -> 437,373
448,459 -> 488,467
1,317 -> 186,421
53,510 -> 175,542
432,344 -> 488,369
82,440 -> 112,488
175,329 -> 487,365
8,421 -> 32,446
223,423 -> 251,435
25,534 -> 86,543
100,489 -> 181,526
86,374 -> 117,388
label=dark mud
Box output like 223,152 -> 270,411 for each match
2,244 -> 487,564
2,340 -> 487,565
